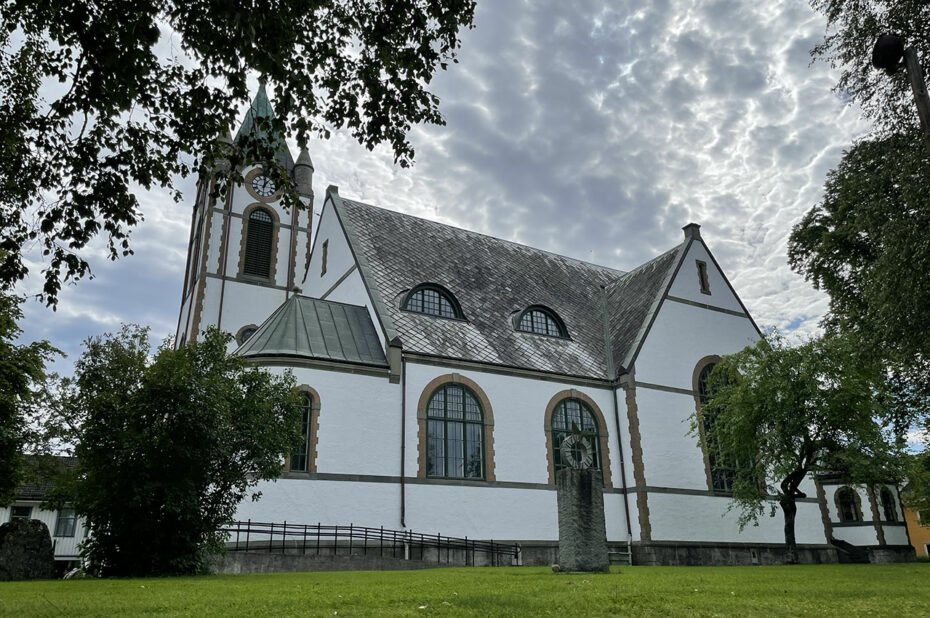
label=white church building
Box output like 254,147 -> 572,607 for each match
174,89 -> 912,565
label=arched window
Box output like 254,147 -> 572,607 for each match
426,384 -> 484,478
836,487 -> 861,523
243,208 -> 274,277
697,362 -> 734,493
290,392 -> 314,472
236,325 -> 258,346
403,284 -> 463,319
516,306 -> 567,338
879,487 -> 897,522
550,398 -> 602,474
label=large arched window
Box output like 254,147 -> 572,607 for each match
516,306 -> 567,338
403,284 -> 463,319
697,362 -> 735,493
551,398 -> 601,473
879,487 -> 897,522
426,384 -> 484,478
243,207 -> 274,277
836,487 -> 861,523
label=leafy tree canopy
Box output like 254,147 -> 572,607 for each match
788,131 -> 930,395
0,291 -> 59,506
50,325 -> 303,576
811,0 -> 930,133
0,0 -> 476,305
695,331 -> 905,563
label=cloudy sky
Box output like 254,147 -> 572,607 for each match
20,0 -> 872,374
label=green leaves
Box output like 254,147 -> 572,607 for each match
788,131 -> 930,394
811,0 -> 930,134
58,326 -> 303,576
0,292 -> 59,506
0,0 -> 476,305
692,331 -> 906,554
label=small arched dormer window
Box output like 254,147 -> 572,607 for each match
516,306 -> 567,338
243,207 -> 274,278
402,284 -> 464,319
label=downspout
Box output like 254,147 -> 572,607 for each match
389,336 -> 406,528
601,286 -> 633,542
400,354 -> 407,528
216,179 -> 235,333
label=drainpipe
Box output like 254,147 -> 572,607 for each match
388,336 -> 406,528
216,179 -> 235,333
401,353 -> 407,528
601,286 -> 634,543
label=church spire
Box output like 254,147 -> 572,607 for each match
234,82 -> 294,168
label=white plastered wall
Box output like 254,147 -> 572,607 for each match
301,199 -> 387,346
236,360 -> 634,542
629,244 -> 828,545
666,240 -> 744,313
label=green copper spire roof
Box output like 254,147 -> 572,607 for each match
234,83 -> 295,168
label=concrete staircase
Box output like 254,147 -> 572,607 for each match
830,539 -> 870,564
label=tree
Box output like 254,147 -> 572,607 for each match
788,131 -> 930,396
902,450 -> 930,516
0,1 -> 476,305
810,0 -> 930,134
53,325 -> 303,576
694,332 -> 905,564
0,292 -> 58,506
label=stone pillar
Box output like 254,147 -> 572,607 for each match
556,468 -> 609,572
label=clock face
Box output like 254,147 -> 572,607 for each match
251,175 -> 276,198
559,434 -> 594,469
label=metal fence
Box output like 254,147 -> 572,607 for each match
221,520 -> 521,567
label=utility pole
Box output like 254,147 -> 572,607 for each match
872,34 -> 930,157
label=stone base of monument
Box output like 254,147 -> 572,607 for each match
556,468 -> 609,573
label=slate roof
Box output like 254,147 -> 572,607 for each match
237,295 -> 387,367
333,197 -> 685,380
17,456 -> 76,501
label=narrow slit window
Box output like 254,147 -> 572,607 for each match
696,260 -> 710,294
290,392 -> 313,472
321,240 -> 328,276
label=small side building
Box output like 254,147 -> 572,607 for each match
0,457 -> 86,574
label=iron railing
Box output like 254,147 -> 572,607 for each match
221,520 -> 521,567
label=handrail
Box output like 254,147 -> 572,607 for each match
220,520 -> 521,567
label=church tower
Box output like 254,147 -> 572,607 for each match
175,85 -> 314,347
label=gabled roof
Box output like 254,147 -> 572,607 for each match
331,196 -> 685,380
607,244 -> 685,373
234,83 -> 295,169
237,295 -> 387,367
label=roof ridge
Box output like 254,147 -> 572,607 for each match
340,198 -> 633,276
608,243 -> 683,292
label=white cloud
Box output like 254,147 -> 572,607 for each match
20,1 -> 874,370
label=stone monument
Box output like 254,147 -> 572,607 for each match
0,519 -> 56,581
556,467 -> 609,572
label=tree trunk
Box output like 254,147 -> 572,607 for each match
780,496 -> 798,565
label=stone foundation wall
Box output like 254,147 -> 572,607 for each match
631,542 -> 839,566
866,546 -> 915,564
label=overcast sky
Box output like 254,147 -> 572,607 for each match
19,0 -> 871,375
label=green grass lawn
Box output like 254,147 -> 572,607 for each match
1,564 -> 927,617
